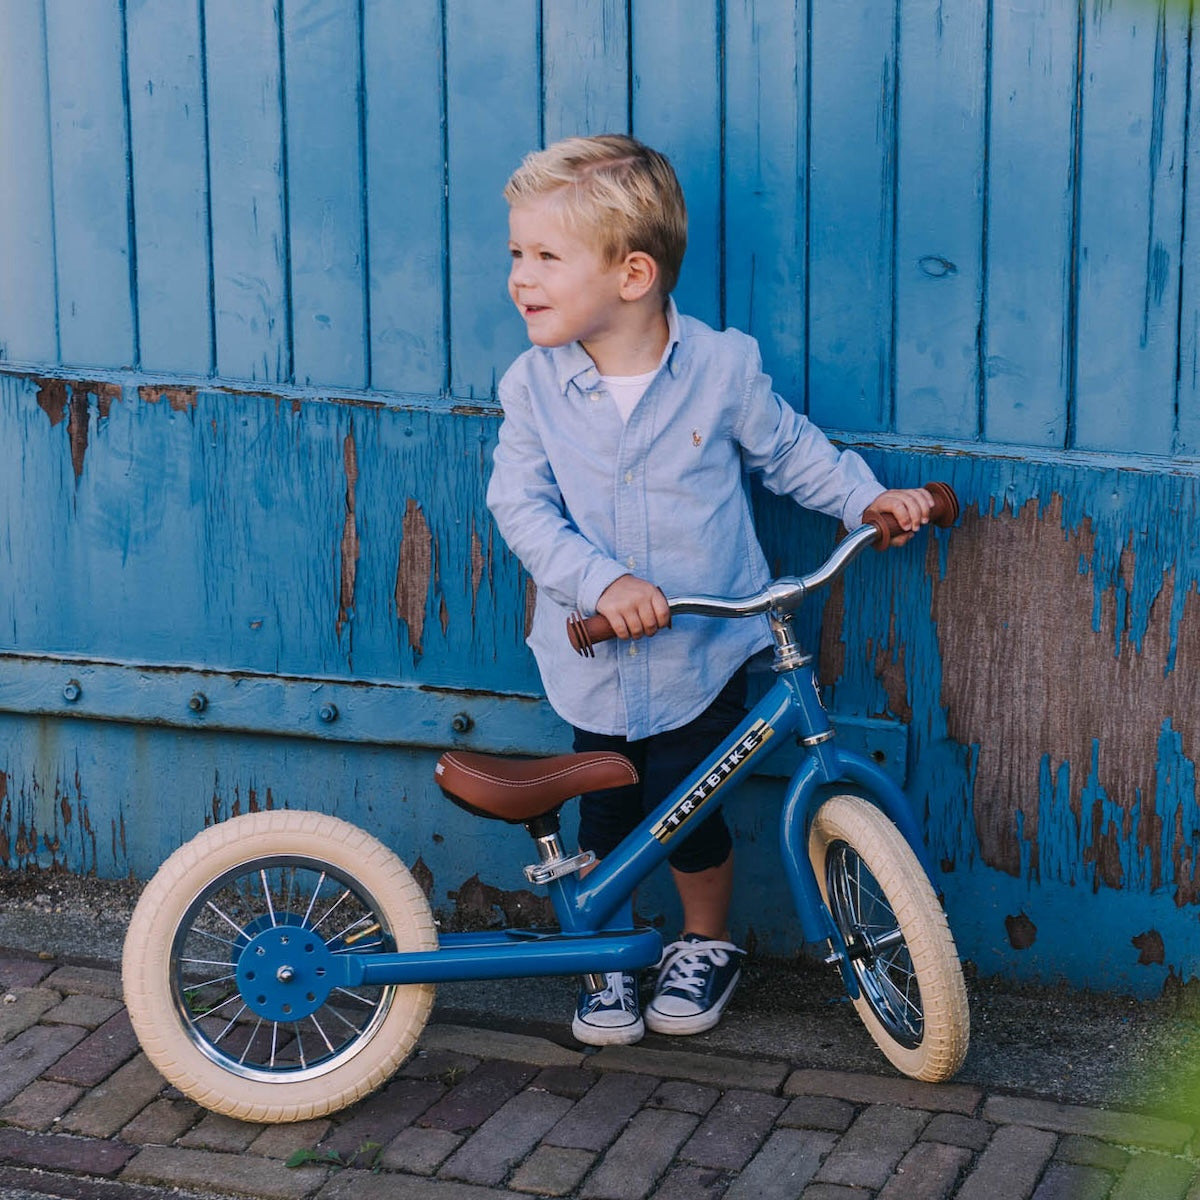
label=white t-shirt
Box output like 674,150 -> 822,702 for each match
599,368 -> 658,423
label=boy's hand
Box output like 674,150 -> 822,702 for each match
862,488 -> 936,546
596,574 -> 671,640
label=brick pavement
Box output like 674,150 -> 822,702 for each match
2,950 -> 1199,1199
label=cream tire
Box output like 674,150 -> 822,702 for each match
122,810 -> 436,1122
809,794 -> 969,1082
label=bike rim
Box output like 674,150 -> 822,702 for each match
826,840 -> 924,1049
168,854 -> 397,1083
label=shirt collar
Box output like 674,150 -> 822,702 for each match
552,297 -> 684,394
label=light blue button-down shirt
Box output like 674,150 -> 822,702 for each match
486,301 -> 884,740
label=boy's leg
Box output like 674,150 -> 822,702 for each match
642,668 -> 749,1035
567,728 -> 647,1046
670,854 -> 734,940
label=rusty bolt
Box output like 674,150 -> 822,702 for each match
188,692 -> 208,714
451,712 -> 473,734
62,680 -> 82,703
318,703 -> 339,723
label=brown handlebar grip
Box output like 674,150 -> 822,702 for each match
866,481 -> 960,550
567,611 -> 615,657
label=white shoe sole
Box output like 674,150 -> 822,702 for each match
571,1013 -> 645,1046
644,970 -> 741,1036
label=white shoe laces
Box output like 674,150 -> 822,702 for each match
586,971 -> 636,1012
655,939 -> 738,999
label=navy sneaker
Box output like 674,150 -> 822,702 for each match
571,971 -> 644,1046
644,934 -> 745,1035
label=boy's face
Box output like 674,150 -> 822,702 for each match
507,195 -> 627,353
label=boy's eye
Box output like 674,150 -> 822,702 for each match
509,248 -> 522,259
539,251 -> 557,261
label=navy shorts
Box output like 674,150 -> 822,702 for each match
572,666 -> 748,873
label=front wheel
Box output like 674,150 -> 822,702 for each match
809,794 -> 969,1082
122,810 -> 437,1123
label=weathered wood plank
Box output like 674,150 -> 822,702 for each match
204,0 -> 290,385
894,0 -> 989,439
445,0 -> 538,400
542,0 -> 629,140
0,0 -> 58,365
1173,2 -> 1200,457
282,0 -> 367,389
43,0 -> 135,368
984,0 -> 1077,449
362,0 -> 446,397
807,0 -> 897,433
724,0 -> 807,406
1073,0 -> 1187,454
631,0 -> 721,328
126,0 -> 211,375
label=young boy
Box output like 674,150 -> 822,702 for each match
486,134 -> 933,1046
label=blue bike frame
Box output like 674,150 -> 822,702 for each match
330,654 -> 938,1004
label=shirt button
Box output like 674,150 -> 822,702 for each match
624,471 -> 633,484
626,556 -> 636,569
628,645 -> 638,656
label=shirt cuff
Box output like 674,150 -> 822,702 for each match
578,557 -> 631,615
843,482 -> 886,532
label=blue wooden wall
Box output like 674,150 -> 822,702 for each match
1,0 -> 1198,997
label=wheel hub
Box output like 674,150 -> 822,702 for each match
235,925 -> 337,1022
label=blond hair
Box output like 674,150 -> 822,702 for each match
504,134 -> 687,294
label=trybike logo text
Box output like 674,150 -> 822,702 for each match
650,719 -> 774,844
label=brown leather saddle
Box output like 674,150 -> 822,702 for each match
435,750 -> 638,824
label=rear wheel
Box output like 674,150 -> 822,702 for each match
122,810 -> 436,1122
809,794 -> 968,1082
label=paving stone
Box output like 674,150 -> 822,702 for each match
177,1110 -> 263,1151
42,963 -> 123,1000
0,1078 -> 83,1130
380,1125 -> 464,1174
650,1080 -> 720,1116
419,1060 -> 538,1134
724,1127 -> 838,1200
531,1065 -> 598,1099
0,1022 -> 88,1106
877,1139 -> 972,1200
120,1097 -> 203,1145
42,992 -> 123,1029
0,1126 -> 137,1178
1053,1133 -> 1131,1172
785,1068 -> 982,1116
439,1088 -> 574,1186
593,1043 -> 787,1092
44,1009 -> 139,1087
249,1119 -> 334,1160
420,1022 -> 582,1067
545,1071 -> 659,1152
398,1048 -> 481,1082
814,1104 -> 932,1190
121,1144 -> 328,1198
1109,1151 -> 1197,1200
58,1052 -> 167,1138
800,1185 -> 872,1199
509,1145 -> 596,1196
0,956 -> 55,989
322,1077 -> 445,1156
778,1095 -> 856,1133
921,1112 -> 995,1151
680,1088 -> 787,1171
954,1124 -> 1057,1200
0,988 -> 61,1042
651,1164 -> 732,1199
1031,1161 -> 1114,1200
983,1094 -> 1194,1152
320,1171 -> 515,1198
579,1107 -> 699,1200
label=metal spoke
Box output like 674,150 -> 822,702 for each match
309,888 -> 352,935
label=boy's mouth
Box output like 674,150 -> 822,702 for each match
523,305 -> 548,317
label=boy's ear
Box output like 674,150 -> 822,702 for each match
619,251 -> 660,301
